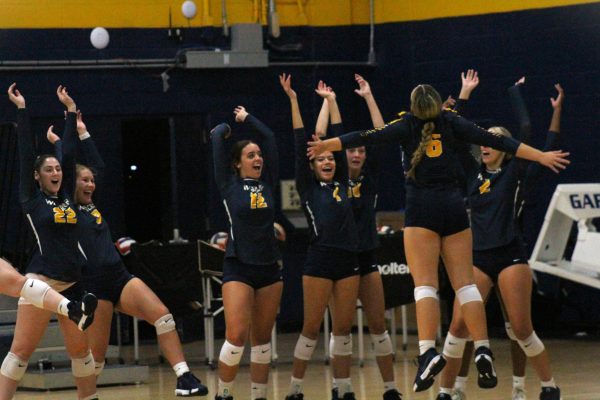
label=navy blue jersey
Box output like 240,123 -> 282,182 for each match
212,115 -> 280,265
466,84 -> 558,250
55,136 -> 121,276
18,109 -> 85,282
334,122 -> 380,252
339,110 -> 521,189
295,126 -> 358,252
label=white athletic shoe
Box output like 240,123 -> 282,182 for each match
451,389 -> 467,400
512,387 -> 527,400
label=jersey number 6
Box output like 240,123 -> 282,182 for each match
426,133 -> 443,158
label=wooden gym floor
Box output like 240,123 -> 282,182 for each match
12,333 -> 600,400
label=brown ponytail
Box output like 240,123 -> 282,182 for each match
406,84 -> 442,179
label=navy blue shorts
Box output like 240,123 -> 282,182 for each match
405,186 -> 470,237
82,263 -> 134,305
358,249 -> 378,276
473,239 -> 529,284
304,245 -> 359,281
222,257 -> 282,290
59,281 -> 85,301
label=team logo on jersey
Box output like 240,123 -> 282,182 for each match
479,178 -> 491,194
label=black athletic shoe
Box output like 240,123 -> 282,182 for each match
332,388 -> 339,400
68,292 -> 98,331
214,396 -> 233,400
285,394 -> 304,400
539,386 -> 561,400
436,394 -> 452,400
413,348 -> 446,392
383,389 -> 403,400
341,393 -> 356,400
474,346 -> 497,389
175,372 -> 209,396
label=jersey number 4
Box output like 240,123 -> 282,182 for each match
250,192 -> 268,209
53,207 -> 77,224
426,134 -> 443,158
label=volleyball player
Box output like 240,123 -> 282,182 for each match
1,84 -> 98,400
211,105 -> 282,400
437,76 -> 564,400
315,75 -> 402,400
307,83 -> 569,393
47,110 -> 208,397
281,73 -> 360,400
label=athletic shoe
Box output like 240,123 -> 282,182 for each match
474,346 -> 497,388
413,348 -> 446,392
285,394 -> 304,400
452,388 -> 467,400
68,292 -> 98,331
175,372 -> 208,396
539,386 -> 561,400
513,387 -> 527,400
383,389 -> 403,400
332,388 -> 339,400
214,396 -> 233,400
341,393 -> 356,400
437,394 -> 452,400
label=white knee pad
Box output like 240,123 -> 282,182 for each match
505,322 -> 517,341
0,352 -> 27,381
20,278 -> 51,309
293,335 -> 317,361
442,333 -> 468,359
94,360 -> 105,376
517,331 -> 545,357
329,333 -> 334,359
72,351 -> 95,378
456,284 -> 483,305
219,340 -> 244,366
331,335 -> 352,356
250,343 -> 271,364
414,286 -> 438,302
370,331 -> 393,357
154,313 -> 176,336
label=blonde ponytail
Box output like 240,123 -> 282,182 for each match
406,122 -> 435,179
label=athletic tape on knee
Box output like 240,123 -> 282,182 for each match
293,335 -> 317,361
517,331 -> 545,357
443,333 -> 468,358
505,322 -> 517,341
456,284 -> 483,305
219,340 -> 244,366
370,331 -> 393,356
154,313 -> 176,336
250,343 -> 271,364
0,352 -> 27,381
72,351 -> 95,378
414,286 -> 438,302
94,360 -> 105,376
331,335 -> 353,356
20,278 -> 51,309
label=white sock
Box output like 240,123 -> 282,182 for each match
57,298 -> 70,316
218,379 -> 234,397
474,339 -> 490,349
383,381 -> 397,392
289,377 -> 303,395
541,378 -> 556,388
419,340 -> 436,355
513,375 -> 525,389
439,387 -> 453,395
332,377 -> 338,389
173,361 -> 189,377
251,382 -> 267,399
337,377 -> 353,396
455,375 -> 468,391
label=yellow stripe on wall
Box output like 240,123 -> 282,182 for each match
0,0 -> 597,28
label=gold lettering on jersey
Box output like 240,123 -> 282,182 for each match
91,209 -> 102,224
426,133 -> 443,158
332,186 -> 342,202
479,179 -> 491,194
348,182 -> 362,198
